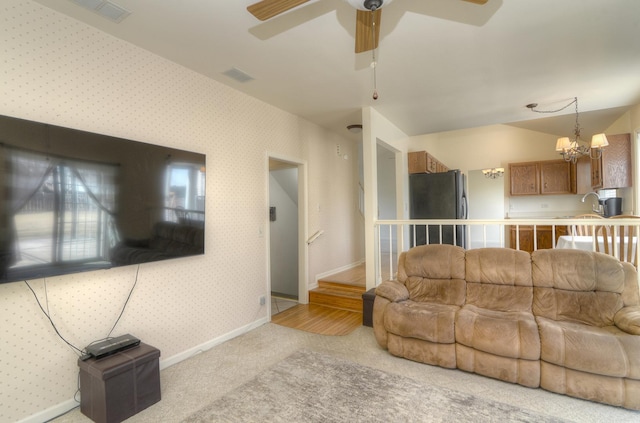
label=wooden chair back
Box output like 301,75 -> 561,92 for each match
569,214 -> 608,253
571,214 -> 605,237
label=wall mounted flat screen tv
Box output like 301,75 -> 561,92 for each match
0,114 -> 205,284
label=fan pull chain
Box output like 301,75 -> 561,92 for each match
371,10 -> 378,100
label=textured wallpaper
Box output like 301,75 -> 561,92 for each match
0,1 -> 362,421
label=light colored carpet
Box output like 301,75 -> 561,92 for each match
184,349 -> 568,423
52,323 -> 640,423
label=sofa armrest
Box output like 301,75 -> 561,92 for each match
614,306 -> 640,335
375,280 -> 409,303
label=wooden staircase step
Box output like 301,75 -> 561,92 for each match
317,263 -> 367,287
317,280 -> 366,293
309,284 -> 364,313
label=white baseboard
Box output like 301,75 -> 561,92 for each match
310,259 -> 365,290
19,317 -> 269,423
160,317 -> 269,370
17,399 -> 80,423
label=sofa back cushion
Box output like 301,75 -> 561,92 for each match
465,248 -> 533,312
397,244 -> 466,306
531,249 -> 626,327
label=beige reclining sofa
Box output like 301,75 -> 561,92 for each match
373,244 -> 640,409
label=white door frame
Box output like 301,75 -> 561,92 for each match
266,153 -> 309,317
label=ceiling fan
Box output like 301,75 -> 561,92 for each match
247,0 -> 489,53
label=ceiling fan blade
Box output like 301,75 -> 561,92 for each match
461,0 -> 489,4
247,0 -> 312,21
355,9 -> 382,54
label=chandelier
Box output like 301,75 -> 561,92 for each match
526,97 -> 609,163
482,168 -> 504,179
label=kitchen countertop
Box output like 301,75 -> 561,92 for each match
506,212 -> 588,219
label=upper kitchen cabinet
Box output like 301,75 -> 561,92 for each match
540,160 -> 574,194
575,156 -> 592,195
509,160 -> 575,196
408,151 -> 449,174
590,133 -> 632,189
509,162 -> 539,196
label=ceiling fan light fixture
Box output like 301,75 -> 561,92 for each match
344,0 -> 394,11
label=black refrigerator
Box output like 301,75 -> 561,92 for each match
410,170 -> 467,248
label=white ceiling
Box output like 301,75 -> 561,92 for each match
33,0 -> 640,142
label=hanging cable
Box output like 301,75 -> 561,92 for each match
107,264 -> 140,338
527,97 -> 577,114
371,8 -> 378,100
24,280 -> 84,356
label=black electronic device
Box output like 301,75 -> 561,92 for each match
0,114 -> 206,284
85,334 -> 141,360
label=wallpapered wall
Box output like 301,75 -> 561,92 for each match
0,1 -> 362,421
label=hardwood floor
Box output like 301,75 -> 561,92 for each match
272,264 -> 367,336
271,303 -> 363,336
319,263 -> 366,286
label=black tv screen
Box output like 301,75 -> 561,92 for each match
0,114 -> 205,284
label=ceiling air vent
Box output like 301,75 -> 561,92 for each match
222,68 -> 255,83
71,0 -> 131,23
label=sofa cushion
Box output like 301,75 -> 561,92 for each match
540,361 -> 640,410
615,306 -> 640,335
457,248 -> 539,361
532,249 -> 625,292
621,261 -> 640,307
455,305 -> 540,360
532,250 -> 625,327
534,286 -> 622,327
375,280 -> 409,303
397,244 -> 466,305
384,300 -> 458,344
537,316 -> 640,380
456,344 -> 540,388
465,248 -> 532,312
387,333 -> 457,369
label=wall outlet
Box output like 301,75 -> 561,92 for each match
540,203 -> 549,209
259,295 -> 266,306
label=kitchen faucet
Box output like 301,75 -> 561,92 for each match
581,192 -> 603,215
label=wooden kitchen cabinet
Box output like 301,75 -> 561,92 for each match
540,160 -> 574,194
575,155 -> 592,194
408,151 -> 448,174
408,151 -> 429,173
509,162 -> 539,195
509,225 -> 568,253
591,133 -> 631,189
509,160 -> 575,196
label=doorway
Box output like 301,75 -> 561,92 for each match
467,168 -> 505,248
268,157 -> 307,316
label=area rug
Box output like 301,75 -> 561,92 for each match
183,349 -> 568,423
